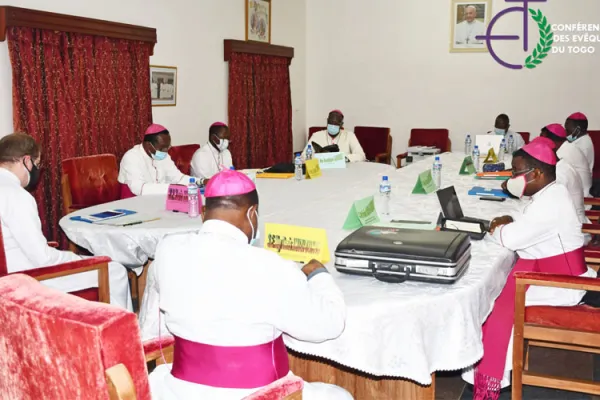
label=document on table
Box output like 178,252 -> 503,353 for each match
93,213 -> 159,226
374,221 -> 436,231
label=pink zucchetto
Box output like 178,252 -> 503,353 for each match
545,123 -> 567,138
145,124 -> 169,136
329,109 -> 344,117
211,122 -> 227,128
530,136 -> 556,150
522,139 -> 558,166
205,169 -> 256,198
568,112 -> 587,121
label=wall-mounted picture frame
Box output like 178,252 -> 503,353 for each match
150,65 -> 177,107
246,0 -> 271,43
450,0 -> 492,53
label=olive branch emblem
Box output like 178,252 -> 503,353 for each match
525,9 -> 553,69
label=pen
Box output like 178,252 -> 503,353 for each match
123,218 -> 160,227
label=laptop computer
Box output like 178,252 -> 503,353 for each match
436,186 -> 490,231
475,135 -> 503,157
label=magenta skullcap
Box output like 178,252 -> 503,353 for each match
205,169 -> 256,198
522,139 -> 558,166
545,123 -> 567,138
329,109 -> 344,117
145,124 -> 169,136
531,136 -> 556,150
211,122 -> 227,128
568,112 -> 587,121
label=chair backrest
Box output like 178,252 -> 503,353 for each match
0,216 -> 7,276
518,132 -> 531,144
168,144 -> 200,175
0,274 -> 150,399
242,375 -> 304,400
308,127 -> 326,141
408,129 -> 451,152
62,154 -> 120,212
588,130 -> 600,179
354,126 -> 391,162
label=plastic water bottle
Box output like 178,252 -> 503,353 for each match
188,177 -> 199,218
472,145 -> 480,172
306,144 -> 313,160
379,176 -> 391,215
499,139 -> 506,162
294,153 -> 303,181
507,134 -> 515,154
432,156 -> 442,189
464,134 -> 472,156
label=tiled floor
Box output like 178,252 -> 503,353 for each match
435,346 -> 599,400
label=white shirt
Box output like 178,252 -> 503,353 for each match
118,144 -> 191,196
148,220 -> 346,399
190,143 -> 233,180
572,134 -> 595,173
455,20 -> 485,45
303,130 -> 366,163
558,142 -> 592,197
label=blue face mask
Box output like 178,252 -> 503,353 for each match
327,124 -> 340,136
494,128 -> 506,136
150,142 -> 168,161
247,207 -> 260,246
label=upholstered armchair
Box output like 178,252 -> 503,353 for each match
243,376 -> 303,400
354,126 -> 392,164
396,128 -> 451,167
168,144 -> 200,176
0,274 -> 174,399
518,132 -> 531,145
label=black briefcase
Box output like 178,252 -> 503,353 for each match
334,226 -> 471,284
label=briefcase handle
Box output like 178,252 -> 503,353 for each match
370,264 -> 410,284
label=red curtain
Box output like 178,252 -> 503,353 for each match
228,53 -> 293,169
8,27 -> 152,244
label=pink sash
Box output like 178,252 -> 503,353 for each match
474,247 -> 587,399
171,335 -> 290,389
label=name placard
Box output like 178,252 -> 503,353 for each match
305,158 -> 322,179
264,224 -> 330,264
166,184 -> 192,213
315,152 -> 346,169
343,195 -> 381,230
412,170 -> 437,195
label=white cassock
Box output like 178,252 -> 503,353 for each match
118,144 -> 192,196
144,220 -> 353,400
0,168 -> 132,310
558,142 -> 592,198
190,143 -> 233,180
462,182 -> 596,388
302,130 -> 366,163
556,159 -> 591,244
454,20 -> 486,45
571,134 -> 595,173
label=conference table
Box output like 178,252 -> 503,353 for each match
60,152 -> 518,400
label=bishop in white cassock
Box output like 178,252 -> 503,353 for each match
145,169 -> 353,400
487,114 -> 525,151
118,124 -> 192,198
302,110 -> 366,163
566,112 -> 595,173
0,133 -> 131,310
190,122 -> 234,183
463,138 -> 596,400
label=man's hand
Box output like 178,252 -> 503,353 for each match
489,215 -> 513,234
501,180 -> 508,191
301,259 -> 325,277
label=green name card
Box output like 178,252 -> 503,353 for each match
315,152 -> 346,169
459,156 -> 477,175
343,195 -> 381,230
412,170 -> 437,194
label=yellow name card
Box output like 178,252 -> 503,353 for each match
264,223 -> 330,264
305,159 -> 322,179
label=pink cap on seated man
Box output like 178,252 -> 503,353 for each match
190,121 -> 234,185
118,123 -> 193,198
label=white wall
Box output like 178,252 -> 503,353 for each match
306,0 -> 600,160
0,0 -> 307,150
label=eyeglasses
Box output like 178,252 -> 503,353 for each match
511,168 -> 534,178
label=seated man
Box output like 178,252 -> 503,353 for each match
303,110 -> 366,162
0,133 -> 131,310
118,124 -> 192,197
190,122 -> 233,184
487,114 -> 525,150
565,112 -> 594,173
463,139 -> 596,399
146,170 -> 353,399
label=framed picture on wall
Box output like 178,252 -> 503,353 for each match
150,65 -> 177,107
246,0 -> 271,43
450,0 -> 492,53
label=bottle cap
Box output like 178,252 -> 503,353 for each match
474,145 -> 479,148
435,156 -> 440,161
189,177 -> 195,184
383,176 -> 389,180
230,166 -> 235,170
307,144 -> 312,148
295,153 -> 300,157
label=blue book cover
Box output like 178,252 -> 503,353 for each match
467,187 -> 510,198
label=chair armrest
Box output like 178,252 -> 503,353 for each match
374,152 -> 390,164
585,210 -> 600,220
47,241 -> 59,248
396,153 -> 408,168
584,197 -> 600,206
144,336 -> 175,364
515,271 -> 600,292
583,223 -> 600,235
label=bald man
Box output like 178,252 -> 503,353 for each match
455,5 -> 485,45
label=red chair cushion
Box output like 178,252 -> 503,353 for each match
0,274 -> 150,399
308,127 -> 326,141
62,155 -> 120,208
518,132 -> 531,144
354,126 -> 390,162
168,144 -> 200,176
525,304 -> 600,333
409,129 -> 450,152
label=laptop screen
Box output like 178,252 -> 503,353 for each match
436,186 -> 464,219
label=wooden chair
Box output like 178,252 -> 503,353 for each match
354,126 -> 392,164
396,128 -> 451,167
168,144 -> 200,175
308,126 -> 326,141
518,132 -> 531,144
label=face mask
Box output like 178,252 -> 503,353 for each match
150,142 -> 168,161
247,207 -> 260,246
218,138 -> 229,152
327,124 -> 340,136
506,169 -> 534,198
494,128 -> 505,136
23,159 -> 41,191
567,126 -> 581,142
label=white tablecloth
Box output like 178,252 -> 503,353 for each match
60,153 -> 518,385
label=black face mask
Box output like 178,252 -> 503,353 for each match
24,159 -> 41,191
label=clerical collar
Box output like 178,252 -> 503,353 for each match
201,219 -> 249,244
532,181 -> 556,200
